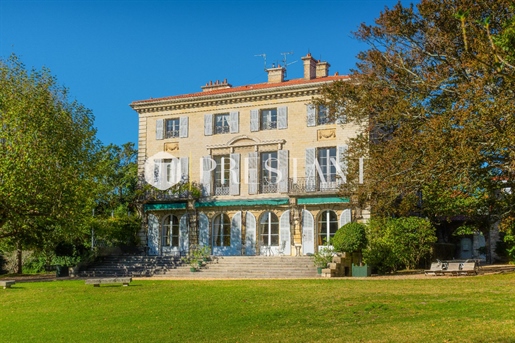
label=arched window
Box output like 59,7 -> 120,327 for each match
213,214 -> 231,247
163,215 -> 180,247
260,212 -> 279,246
318,210 -> 338,245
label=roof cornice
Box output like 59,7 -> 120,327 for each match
130,77 -> 348,114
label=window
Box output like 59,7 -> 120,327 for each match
215,113 -> 230,134
318,210 -> 338,245
260,151 -> 278,193
214,155 -> 231,195
317,147 -> 337,184
317,105 -> 333,125
260,109 -> 277,130
260,212 -> 279,247
213,214 -> 231,247
163,215 -> 180,247
165,118 -> 180,138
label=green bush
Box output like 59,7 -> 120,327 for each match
363,217 -> 437,273
332,222 -> 367,254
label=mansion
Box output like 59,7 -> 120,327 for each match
130,53 -> 364,257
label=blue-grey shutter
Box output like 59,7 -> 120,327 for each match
245,212 -> 256,256
337,145 -> 348,184
179,117 -> 188,138
229,111 -> 239,134
248,151 -> 258,195
231,212 -> 242,256
278,149 -> 289,193
307,104 -> 316,127
279,211 -> 291,255
198,213 -> 210,248
250,109 -> 259,132
180,214 -> 189,255
202,156 -> 212,196
229,153 -> 240,195
156,119 -> 164,140
340,209 -> 352,228
277,106 -> 288,129
302,210 -> 315,255
147,214 -> 160,256
204,114 -> 213,136
180,157 -> 189,182
305,148 -> 316,192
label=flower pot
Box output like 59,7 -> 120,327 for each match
317,267 -> 323,275
190,267 -> 197,272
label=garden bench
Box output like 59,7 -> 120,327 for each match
457,262 -> 478,276
0,280 -> 15,289
85,277 -> 132,287
424,262 -> 444,276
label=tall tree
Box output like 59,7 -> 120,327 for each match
319,0 -> 515,232
0,55 -> 101,272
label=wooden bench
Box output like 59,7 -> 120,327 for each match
85,277 -> 132,287
0,280 -> 15,289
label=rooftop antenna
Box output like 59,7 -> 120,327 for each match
281,51 -> 297,78
255,53 -> 267,71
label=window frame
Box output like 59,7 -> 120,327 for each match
260,212 -> 279,247
214,113 -> 231,135
260,151 -> 278,194
260,108 -> 278,130
317,210 -> 338,246
163,215 -> 180,247
214,155 -> 231,195
165,118 -> 180,138
213,213 -> 231,247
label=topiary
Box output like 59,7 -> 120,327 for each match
332,222 -> 367,255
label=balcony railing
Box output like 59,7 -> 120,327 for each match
214,182 -> 230,196
139,187 -> 190,202
288,177 -> 341,194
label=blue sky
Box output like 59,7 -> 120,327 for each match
0,0 -> 408,147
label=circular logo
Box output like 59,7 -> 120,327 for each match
144,151 -> 182,190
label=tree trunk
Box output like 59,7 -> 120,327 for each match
16,241 -> 22,274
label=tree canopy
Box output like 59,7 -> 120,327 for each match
0,55 -> 102,271
319,0 -> 515,228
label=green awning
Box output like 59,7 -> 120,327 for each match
144,203 -> 187,211
297,197 -> 349,205
196,198 -> 289,208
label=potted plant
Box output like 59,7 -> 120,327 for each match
312,245 -> 334,274
181,255 -> 199,272
332,222 -> 370,277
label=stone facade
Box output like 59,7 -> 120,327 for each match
130,53 -> 363,257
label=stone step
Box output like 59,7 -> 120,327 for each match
81,254 -> 318,279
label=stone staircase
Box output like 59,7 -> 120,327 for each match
80,255 -> 318,279
79,255 -> 181,277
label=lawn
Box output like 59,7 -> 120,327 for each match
1,274 -> 514,342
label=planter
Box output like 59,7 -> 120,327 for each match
352,263 -> 371,277
317,267 -> 323,275
190,267 -> 197,272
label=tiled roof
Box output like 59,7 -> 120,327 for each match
131,74 -> 349,105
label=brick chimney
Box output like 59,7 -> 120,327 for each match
201,79 -> 232,92
266,65 -> 285,83
301,53 -> 317,80
316,61 -> 330,78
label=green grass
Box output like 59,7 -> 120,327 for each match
1,274 -> 515,342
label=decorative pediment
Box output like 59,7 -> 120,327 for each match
206,135 -> 285,154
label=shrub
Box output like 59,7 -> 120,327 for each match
363,217 -> 437,273
332,222 -> 367,254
